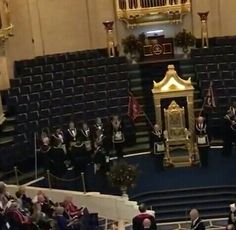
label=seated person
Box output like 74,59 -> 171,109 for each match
227,203 -> 236,230
54,206 -> 79,230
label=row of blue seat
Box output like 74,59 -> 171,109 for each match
195,62 -> 236,72
191,46 -> 236,56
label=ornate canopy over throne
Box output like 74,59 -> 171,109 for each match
152,65 -> 197,167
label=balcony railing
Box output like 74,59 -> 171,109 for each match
115,0 -> 191,26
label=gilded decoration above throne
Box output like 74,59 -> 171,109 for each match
153,65 -> 193,92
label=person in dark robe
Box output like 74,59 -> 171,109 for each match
111,115 -> 125,158
51,127 -> 66,154
223,110 -> 235,156
65,121 -> 78,168
195,116 -> 209,167
189,209 -> 205,230
78,122 -> 93,166
132,204 -> 157,230
151,124 -> 165,171
47,138 -> 66,178
39,128 -> 51,170
227,203 -> 236,230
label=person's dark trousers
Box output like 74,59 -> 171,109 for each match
199,147 -> 209,167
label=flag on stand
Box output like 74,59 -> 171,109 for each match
205,81 -> 216,109
128,92 -> 142,121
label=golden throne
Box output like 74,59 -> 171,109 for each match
163,100 -> 192,167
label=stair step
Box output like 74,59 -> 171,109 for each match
1,124 -> 14,133
124,143 -> 150,154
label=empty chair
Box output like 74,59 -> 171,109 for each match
17,104 -> 28,114
40,108 -> 51,118
86,101 -> 97,111
54,63 -> 64,72
43,73 -> 54,82
195,64 -> 207,72
39,118 -> 50,128
15,123 -> 27,134
51,97 -> 62,107
16,113 -> 28,123
96,82 -> 106,91
120,105 -> 128,114
40,90 -> 52,100
119,72 -> 128,80
197,72 -> 208,80
106,65 -> 118,73
108,98 -> 119,107
18,94 -> 30,104
96,99 -> 107,108
119,96 -> 129,106
74,85 -> 84,95
63,104 -> 73,114
21,85 -> 31,94
209,71 -> 220,79
74,111 -> 84,120
107,73 -> 118,81
28,120 -> 39,131
207,63 -> 218,72
22,67 -> 32,75
54,80 -> 64,89
10,78 -> 21,87
64,95 -> 74,105
54,72 -> 64,81
97,66 -> 106,74
40,100 -> 51,109
32,74 -> 43,83
64,61 -> 75,70
212,80 -> 223,88
32,83 -> 43,92
74,103 -> 85,112
87,67 -> 97,76
45,55 -> 57,64
32,66 -> 43,75
75,77 -> 85,86
225,54 -> 236,62
107,81 -> 118,90
51,106 -> 62,116
65,70 -> 75,78
205,55 -> 215,63
15,133 -> 27,143
87,59 -> 96,67
30,92 -> 40,102
51,116 -> 62,126
96,74 -> 106,83
224,79 -> 235,87
200,80 -> 210,89
217,96 -> 229,105
229,62 -> 236,70
228,87 -> 236,95
29,102 -> 40,111
75,60 -> 86,69
7,96 -> 18,106
86,75 -> 95,84
62,113 -> 73,124
109,106 -> 119,115
44,64 -> 54,73
21,76 -> 32,85
67,52 -> 77,61
222,71 -> 232,79
56,54 -> 67,63
64,78 -> 75,87
52,89 -> 63,98
97,91 -> 107,100
215,88 -> 227,97
9,87 -> 21,96
64,87 -> 74,96
74,94 -> 84,103
118,63 -> 129,72
107,89 -> 117,98
86,84 -> 96,93
117,88 -> 128,97
28,111 -> 39,121
219,62 -> 229,71
84,92 -> 95,101
97,108 -> 108,118
118,80 -> 129,89
215,54 -> 225,63
43,81 -> 54,90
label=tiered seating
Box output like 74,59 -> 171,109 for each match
6,49 -> 130,158
192,45 -> 236,138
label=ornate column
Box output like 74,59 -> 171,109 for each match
103,21 -> 115,58
198,11 -> 209,48
187,94 -> 195,137
0,0 -> 14,125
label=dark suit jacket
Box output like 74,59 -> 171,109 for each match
132,213 -> 157,230
191,218 -> 205,230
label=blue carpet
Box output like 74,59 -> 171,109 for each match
32,149 -> 236,197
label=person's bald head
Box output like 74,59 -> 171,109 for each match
190,209 -> 199,221
143,218 -> 151,229
196,116 -> 204,124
